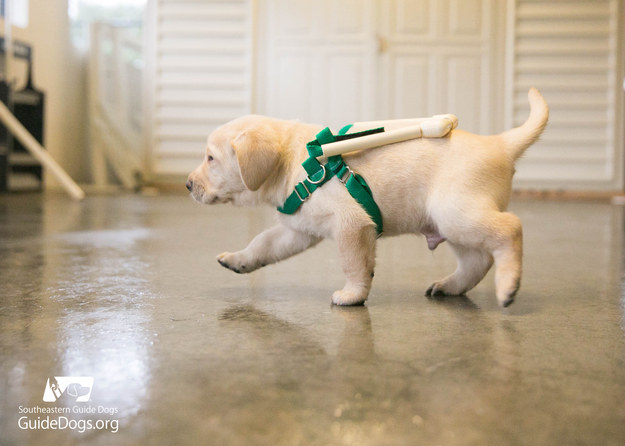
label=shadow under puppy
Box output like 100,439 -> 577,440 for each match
187,88 -> 548,307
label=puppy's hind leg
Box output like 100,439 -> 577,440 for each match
332,224 -> 377,306
438,210 -> 523,307
426,243 -> 493,298
489,212 -> 523,307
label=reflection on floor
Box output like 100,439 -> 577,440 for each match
1,193 -> 624,445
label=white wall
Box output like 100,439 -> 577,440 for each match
145,0 -> 624,191
9,0 -> 89,187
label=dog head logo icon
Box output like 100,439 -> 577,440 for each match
43,377 -> 94,403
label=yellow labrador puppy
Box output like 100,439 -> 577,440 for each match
187,88 -> 548,307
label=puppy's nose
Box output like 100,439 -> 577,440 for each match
185,180 -> 193,192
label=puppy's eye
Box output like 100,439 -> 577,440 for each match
207,155 -> 214,162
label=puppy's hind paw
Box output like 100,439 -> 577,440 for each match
497,279 -> 520,308
498,288 -> 518,308
501,296 -> 515,308
426,281 -> 466,298
425,282 -> 446,298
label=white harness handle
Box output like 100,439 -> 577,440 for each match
319,114 -> 458,158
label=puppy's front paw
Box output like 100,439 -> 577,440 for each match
216,251 -> 256,274
332,289 -> 367,306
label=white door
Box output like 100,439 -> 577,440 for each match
256,0 -> 376,129
378,0 -> 502,134
256,0 -> 502,133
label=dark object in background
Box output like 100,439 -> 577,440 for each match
12,47 -> 45,183
0,39 -> 45,192
0,79 -> 8,191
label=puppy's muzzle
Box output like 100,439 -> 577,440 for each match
185,179 -> 193,192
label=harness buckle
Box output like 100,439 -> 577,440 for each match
338,166 -> 353,184
294,182 -> 311,202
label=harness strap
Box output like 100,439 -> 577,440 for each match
277,125 -> 384,236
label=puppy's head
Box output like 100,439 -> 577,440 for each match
186,115 -> 283,205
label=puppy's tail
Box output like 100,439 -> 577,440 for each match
500,88 -> 549,162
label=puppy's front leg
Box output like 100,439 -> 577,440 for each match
217,224 -> 320,273
333,224 -> 377,306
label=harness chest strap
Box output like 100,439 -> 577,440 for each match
277,125 -> 385,236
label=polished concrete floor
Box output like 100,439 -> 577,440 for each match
1,192 -> 624,445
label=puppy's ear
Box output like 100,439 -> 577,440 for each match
231,127 -> 281,191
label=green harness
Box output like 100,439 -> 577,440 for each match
277,124 -> 384,236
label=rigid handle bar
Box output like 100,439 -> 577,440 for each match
320,114 -> 458,159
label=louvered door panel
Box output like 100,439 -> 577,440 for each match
148,0 -> 253,178
508,0 -> 623,189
